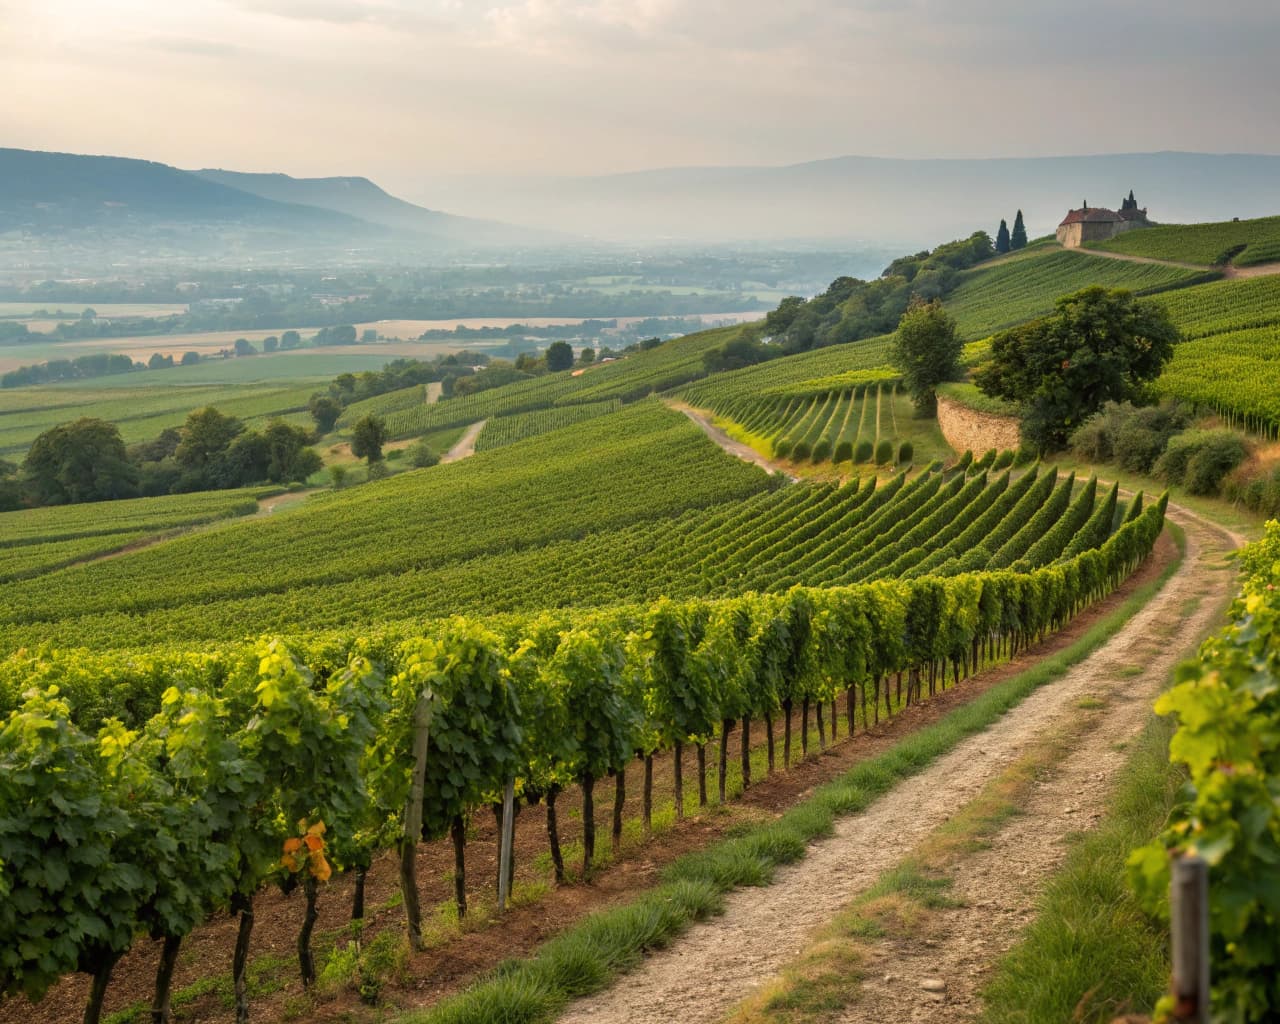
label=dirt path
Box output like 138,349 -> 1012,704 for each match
556,506 -> 1238,1024
426,380 -> 443,404
1074,244 -> 1280,280
441,419 -> 486,464
669,401 -> 799,480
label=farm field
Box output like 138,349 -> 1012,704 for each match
0,380 -> 319,455
942,247 -> 1211,339
1,489 -> 263,581
1086,214 -> 1280,267
0,311 -> 766,373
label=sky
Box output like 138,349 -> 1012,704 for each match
3,0 -> 1279,204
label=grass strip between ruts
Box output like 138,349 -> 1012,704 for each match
394,526 -> 1187,1024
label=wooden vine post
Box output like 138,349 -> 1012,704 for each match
497,777 -> 516,913
1170,855 -> 1210,1024
400,691 -> 432,950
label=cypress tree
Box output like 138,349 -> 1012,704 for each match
995,219 -> 1011,253
1010,209 -> 1028,250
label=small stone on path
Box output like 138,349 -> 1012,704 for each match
920,978 -> 946,992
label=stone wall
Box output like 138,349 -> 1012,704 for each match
936,394 -> 1022,455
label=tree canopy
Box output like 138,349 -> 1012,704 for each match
22,418 -> 139,505
747,232 -> 995,356
545,341 -> 574,372
890,298 -> 963,414
996,219 -> 1011,254
351,415 -> 388,464
1010,210 -> 1028,250
973,286 -> 1179,451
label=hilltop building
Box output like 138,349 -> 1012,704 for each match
1056,191 -> 1151,247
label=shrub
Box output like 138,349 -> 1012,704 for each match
854,439 -> 874,463
772,438 -> 792,459
811,439 -> 832,463
1073,401 -> 1191,473
875,439 -> 894,465
791,440 -> 812,462
1154,430 -> 1248,495
834,440 -> 854,463
1069,415 -> 1114,463
409,440 -> 440,469
898,441 -> 914,464
1223,463 -> 1280,518
1114,425 -> 1168,474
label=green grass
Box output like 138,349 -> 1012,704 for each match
391,533 -> 1185,1024
935,381 -> 1020,418
1087,215 -> 1280,268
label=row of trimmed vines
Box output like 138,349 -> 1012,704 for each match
0,496 -> 1166,1023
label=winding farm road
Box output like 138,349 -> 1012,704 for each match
556,505 -> 1241,1024
440,419 -> 487,464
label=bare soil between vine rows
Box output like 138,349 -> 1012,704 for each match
1,525 -> 1180,1024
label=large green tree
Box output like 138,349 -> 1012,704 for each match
545,341 -> 574,372
175,407 -> 243,472
995,219 -> 1011,254
22,418 -> 139,505
262,421 -> 322,483
350,414 -> 387,464
308,394 -> 343,434
974,286 -> 1179,452
889,298 -> 963,414
1010,209 -> 1028,250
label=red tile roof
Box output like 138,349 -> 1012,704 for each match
1059,207 -> 1122,227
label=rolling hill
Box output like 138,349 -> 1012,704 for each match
0,147 -> 549,259
192,168 -> 554,248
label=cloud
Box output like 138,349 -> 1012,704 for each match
145,36 -> 247,58
230,0 -> 447,31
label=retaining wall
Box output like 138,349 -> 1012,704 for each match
936,394 -> 1022,455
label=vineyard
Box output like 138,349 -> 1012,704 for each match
380,327 -> 740,439
11,202 -> 1280,1024
1087,214 -> 1280,267
941,248 -> 1212,340
1153,274 -> 1280,339
0,489 -> 262,583
0,472 -> 1167,1021
474,400 -> 622,452
685,380 -> 910,466
1154,326 -> 1280,438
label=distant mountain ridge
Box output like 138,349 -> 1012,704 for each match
0,148 -> 378,234
191,168 -> 554,247
0,147 -> 546,257
419,151 -> 1280,246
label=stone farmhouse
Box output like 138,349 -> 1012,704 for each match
1056,190 -> 1151,247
